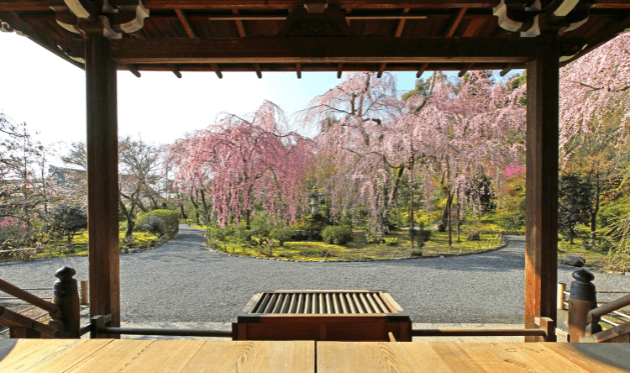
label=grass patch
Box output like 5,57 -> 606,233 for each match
208,228 -> 504,262
0,229 -> 163,262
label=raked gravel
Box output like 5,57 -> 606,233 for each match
1,225 -> 628,324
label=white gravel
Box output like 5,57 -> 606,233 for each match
1,226 -> 628,324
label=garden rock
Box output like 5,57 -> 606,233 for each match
581,240 -> 591,251
562,255 -> 586,267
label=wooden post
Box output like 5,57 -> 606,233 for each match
85,33 -> 120,337
52,266 -> 80,338
524,33 -> 559,342
568,269 -> 598,342
79,281 -> 88,305
558,283 -> 566,310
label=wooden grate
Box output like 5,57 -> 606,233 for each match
250,291 -> 395,315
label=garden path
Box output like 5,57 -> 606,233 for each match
1,226 -> 628,326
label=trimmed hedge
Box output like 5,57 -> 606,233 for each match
322,225 -> 353,245
136,209 -> 179,238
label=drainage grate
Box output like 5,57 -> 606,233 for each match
250,291 -> 396,315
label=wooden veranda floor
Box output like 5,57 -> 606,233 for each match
1,339 -> 629,373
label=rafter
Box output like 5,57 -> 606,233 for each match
458,62 -> 474,77
296,63 -> 302,79
210,63 -> 223,78
377,62 -> 386,78
253,63 -> 262,78
419,7 -> 466,79
416,62 -> 429,78
169,64 -> 182,78
125,64 -> 141,77
379,7 -> 409,78
232,9 -> 246,37
174,9 -> 197,38
500,63 -> 513,77
337,63 -> 344,78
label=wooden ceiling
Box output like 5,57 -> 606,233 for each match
2,1 -> 630,78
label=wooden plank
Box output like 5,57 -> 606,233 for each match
180,341 -> 314,373
317,342 -> 454,372
0,339 -> 80,372
444,7 -> 466,37
104,37 -> 583,65
85,34 -> 121,335
26,339 -> 113,373
544,343 -> 630,373
60,340 -> 154,373
116,341 -> 205,373
524,34 -> 560,342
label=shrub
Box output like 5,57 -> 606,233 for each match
48,204 -> 88,244
136,209 -> 179,238
271,228 -> 294,246
0,217 -> 31,249
140,214 -> 166,236
410,250 -> 423,257
466,231 -> 481,241
251,213 -> 272,237
322,225 -> 353,245
385,237 -> 398,246
411,229 -> 432,243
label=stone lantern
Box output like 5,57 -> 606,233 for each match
309,187 -> 322,214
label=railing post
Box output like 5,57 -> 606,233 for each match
53,266 -> 80,338
558,283 -> 566,310
568,269 -> 597,343
79,281 -> 89,305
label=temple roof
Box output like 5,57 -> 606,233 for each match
2,1 -> 630,77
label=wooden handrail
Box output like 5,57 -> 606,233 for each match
0,306 -> 68,338
588,294 -> 630,323
586,293 -> 630,336
0,278 -> 61,319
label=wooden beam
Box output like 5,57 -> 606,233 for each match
458,62 -> 473,77
174,9 -> 197,38
210,63 -> 223,78
232,9 -> 246,37
296,63 -> 301,79
170,64 -> 182,78
524,34 -> 559,343
0,11 -> 84,70
379,8 -> 409,78
204,14 -> 428,21
416,62 -> 429,78
253,63 -> 262,78
125,64 -> 141,77
337,63 -> 343,78
445,7 -> 466,37
500,63 -> 513,76
4,1 -> 630,12
85,33 -> 120,337
104,37 -> 579,64
377,62 -> 386,78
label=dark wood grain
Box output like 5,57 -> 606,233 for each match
525,34 -> 560,342
85,34 -> 120,337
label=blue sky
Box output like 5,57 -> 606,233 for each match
1,32 -> 421,148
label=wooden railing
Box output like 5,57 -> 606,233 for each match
564,268 -> 630,343
411,317 -> 554,341
0,266 -> 81,338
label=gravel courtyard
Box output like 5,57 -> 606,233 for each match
2,225 -> 629,325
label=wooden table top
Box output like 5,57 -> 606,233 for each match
318,342 -> 630,373
0,339 -> 315,373
1,339 -> 628,373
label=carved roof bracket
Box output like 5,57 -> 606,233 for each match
276,5 -> 353,37
49,0 -> 148,38
493,0 -> 595,37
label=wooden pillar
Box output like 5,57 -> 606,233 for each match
524,34 -> 559,342
85,33 -> 120,336
52,266 -> 80,338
